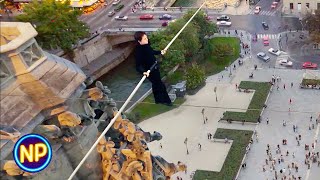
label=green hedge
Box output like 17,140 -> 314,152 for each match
222,81 -> 272,122
193,129 -> 253,180
302,79 -> 320,86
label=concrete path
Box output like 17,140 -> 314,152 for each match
137,31 -> 320,180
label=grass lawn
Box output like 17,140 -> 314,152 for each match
166,37 -> 240,85
127,94 -> 186,123
172,0 -> 197,7
193,129 -> 253,180
222,81 -> 272,122
200,37 -> 240,76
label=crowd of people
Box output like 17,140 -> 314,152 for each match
131,0 -> 146,13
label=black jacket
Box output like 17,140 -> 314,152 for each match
135,43 -> 161,74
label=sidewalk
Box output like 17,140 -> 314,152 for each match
137,31 -> 255,180
220,0 -> 250,15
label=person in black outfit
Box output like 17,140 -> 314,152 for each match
134,31 -> 172,106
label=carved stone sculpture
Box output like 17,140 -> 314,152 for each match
97,111 -> 186,180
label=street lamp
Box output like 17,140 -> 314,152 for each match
184,138 -> 189,155
214,86 -> 218,102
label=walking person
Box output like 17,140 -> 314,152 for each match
134,31 -> 172,106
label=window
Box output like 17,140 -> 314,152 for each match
306,3 -> 309,8
298,3 -> 301,12
0,55 -> 13,84
318,3 -> 320,10
290,3 -> 294,10
20,42 -> 44,67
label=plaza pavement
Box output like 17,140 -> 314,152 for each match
138,31 -> 320,180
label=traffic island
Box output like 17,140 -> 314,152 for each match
221,81 -> 272,123
193,128 -> 253,180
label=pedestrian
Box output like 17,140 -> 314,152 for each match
289,98 -> 292,104
236,83 -> 238,89
291,82 -> 293,88
310,115 -> 313,121
205,117 -> 208,123
160,143 -> 162,149
198,143 -> 202,151
134,31 -> 172,106
283,83 -> 286,89
207,133 -> 210,139
267,118 -> 269,124
292,152 -> 295,158
277,85 -> 279,90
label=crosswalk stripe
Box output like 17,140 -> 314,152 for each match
256,34 -> 281,39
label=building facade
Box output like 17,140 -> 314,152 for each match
283,0 -> 320,16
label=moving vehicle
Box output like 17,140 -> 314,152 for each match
159,14 -> 172,20
279,59 -> 293,66
302,62 -> 318,69
216,21 -> 232,26
108,11 -> 115,17
254,6 -> 261,14
162,21 -> 168,27
268,48 -> 281,56
263,36 -> 269,46
140,14 -> 154,20
271,2 -> 278,9
115,15 -> 128,21
114,4 -> 124,12
262,22 -> 269,30
257,52 -> 270,62
112,0 -> 121,6
217,15 -> 230,21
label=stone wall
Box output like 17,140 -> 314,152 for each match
72,36 -> 113,68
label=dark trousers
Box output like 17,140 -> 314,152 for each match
147,69 -> 171,104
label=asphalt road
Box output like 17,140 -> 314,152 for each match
80,0 -> 302,34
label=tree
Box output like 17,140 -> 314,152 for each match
183,10 -> 218,45
185,63 -> 205,90
149,31 -> 186,73
304,10 -> 320,43
166,18 -> 201,58
16,0 -> 89,53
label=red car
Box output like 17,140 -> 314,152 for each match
140,14 -> 154,20
263,36 -> 269,46
302,62 -> 318,69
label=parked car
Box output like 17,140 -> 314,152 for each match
112,0 -> 121,6
257,52 -> 270,62
302,62 -> 318,69
263,36 -> 269,46
268,48 -> 281,56
114,4 -> 124,12
217,15 -> 230,21
140,14 -> 154,20
216,21 -> 232,26
271,2 -> 278,9
279,59 -> 293,66
262,22 -> 269,30
108,11 -> 115,17
115,15 -> 128,21
159,14 -> 172,20
254,6 -> 261,14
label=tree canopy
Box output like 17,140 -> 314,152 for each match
149,10 -> 218,73
16,0 -> 89,52
304,10 -> 320,43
